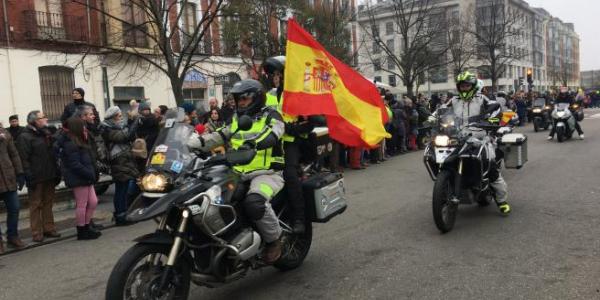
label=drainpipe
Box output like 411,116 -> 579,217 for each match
85,0 -> 92,41
2,0 -> 17,116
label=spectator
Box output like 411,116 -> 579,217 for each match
57,117 -> 101,240
137,103 -> 160,152
60,88 -> 100,126
7,115 -> 25,143
0,124 -> 26,253
180,102 -> 199,126
17,110 -> 61,242
100,106 -> 140,225
154,105 -> 168,120
220,94 -> 236,124
128,99 -> 139,121
208,97 -> 219,111
514,93 -> 528,126
204,108 -> 224,133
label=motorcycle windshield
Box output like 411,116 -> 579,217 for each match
533,99 -> 546,107
147,109 -> 194,175
438,111 -> 461,136
556,103 -> 570,111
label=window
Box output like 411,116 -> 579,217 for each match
374,76 -> 382,83
387,56 -> 395,70
121,0 -> 148,48
38,66 -> 74,121
183,88 -> 206,107
388,75 -> 396,87
371,24 -> 379,37
386,39 -> 394,52
33,0 -> 65,40
385,22 -> 393,35
182,3 -> 197,47
430,66 -> 448,83
113,86 -> 145,112
372,41 -> 381,54
373,59 -> 381,71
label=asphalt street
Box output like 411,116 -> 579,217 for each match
1,111 -> 599,300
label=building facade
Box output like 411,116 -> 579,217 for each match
580,70 -> 600,90
357,0 -> 580,96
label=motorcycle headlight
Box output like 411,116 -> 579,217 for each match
532,108 -> 542,113
434,135 -> 451,147
544,106 -> 551,110
556,111 -> 566,118
140,173 -> 169,192
571,104 -> 579,109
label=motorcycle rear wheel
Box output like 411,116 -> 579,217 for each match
274,220 -> 312,271
105,244 -> 191,300
432,170 -> 458,233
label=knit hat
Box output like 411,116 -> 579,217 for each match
131,138 -> 148,159
9,114 -> 18,121
138,102 -> 151,112
104,106 -> 122,120
73,88 -> 85,98
180,102 -> 195,114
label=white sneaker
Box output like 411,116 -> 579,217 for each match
547,136 -> 553,140
579,134 -> 585,140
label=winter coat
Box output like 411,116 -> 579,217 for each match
136,114 -> 160,152
220,106 -> 235,125
56,134 -> 96,188
7,126 -> 25,144
0,128 -> 24,193
17,126 -> 60,186
100,119 -> 140,182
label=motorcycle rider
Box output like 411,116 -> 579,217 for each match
262,56 -> 317,234
447,71 -> 511,215
547,90 -> 584,140
187,79 -> 285,264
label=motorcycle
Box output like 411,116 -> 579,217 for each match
105,109 -> 347,300
531,98 -> 552,132
423,108 -> 526,233
551,103 -> 577,142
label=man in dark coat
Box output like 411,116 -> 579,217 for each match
17,110 -> 62,242
60,88 -> 100,126
0,125 -> 26,252
7,115 -> 25,143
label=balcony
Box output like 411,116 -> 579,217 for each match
22,10 -> 90,43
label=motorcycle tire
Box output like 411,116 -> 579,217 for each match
556,127 -> 565,143
94,183 -> 111,196
533,121 -> 539,132
105,244 -> 191,300
432,170 -> 458,233
274,220 -> 313,271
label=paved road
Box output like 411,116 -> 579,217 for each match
1,112 -> 600,300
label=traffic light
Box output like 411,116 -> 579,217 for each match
527,68 -> 533,84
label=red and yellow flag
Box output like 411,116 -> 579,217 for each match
283,19 -> 390,148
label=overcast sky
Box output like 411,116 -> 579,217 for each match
515,0 -> 599,70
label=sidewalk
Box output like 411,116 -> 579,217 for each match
0,185 -> 117,256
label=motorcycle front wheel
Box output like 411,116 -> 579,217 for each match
432,170 -> 458,233
105,244 -> 191,300
556,126 -> 565,143
533,119 -> 540,132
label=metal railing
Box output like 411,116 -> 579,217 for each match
22,10 -> 89,43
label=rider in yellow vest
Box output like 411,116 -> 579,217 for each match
263,56 -> 317,234
187,79 -> 285,263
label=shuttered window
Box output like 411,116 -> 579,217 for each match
38,66 -> 75,121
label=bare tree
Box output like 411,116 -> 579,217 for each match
446,4 -> 477,76
65,0 -> 225,105
470,0 -> 528,92
359,0 -> 449,97
220,0 -> 293,77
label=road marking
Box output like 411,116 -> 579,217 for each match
588,113 -> 600,119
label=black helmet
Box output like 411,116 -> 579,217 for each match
230,79 -> 266,116
262,56 -> 286,75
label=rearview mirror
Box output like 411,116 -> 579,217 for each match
237,115 -> 253,131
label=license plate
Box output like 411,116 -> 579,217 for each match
435,147 -> 452,163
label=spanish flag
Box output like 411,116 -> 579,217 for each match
283,19 -> 390,148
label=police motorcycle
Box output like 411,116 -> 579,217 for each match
106,109 -> 347,300
551,102 -> 578,143
423,105 -> 527,233
531,98 -> 552,132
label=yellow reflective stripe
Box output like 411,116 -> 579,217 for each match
259,183 -> 274,198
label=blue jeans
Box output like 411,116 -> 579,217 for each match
114,180 -> 134,216
1,191 -> 20,239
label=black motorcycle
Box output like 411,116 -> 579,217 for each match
531,98 -> 552,132
423,109 -> 525,233
105,109 -> 347,300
